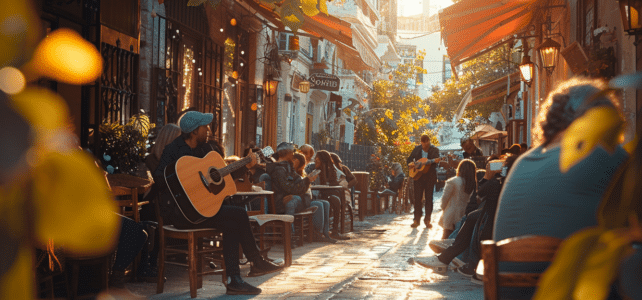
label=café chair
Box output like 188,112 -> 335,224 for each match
293,205 -> 317,246
153,200 -> 226,298
481,235 -> 563,300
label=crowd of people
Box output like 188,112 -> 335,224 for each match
100,77 -> 640,299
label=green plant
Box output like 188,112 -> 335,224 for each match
99,113 -> 155,175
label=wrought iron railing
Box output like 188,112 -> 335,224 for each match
100,42 -> 139,124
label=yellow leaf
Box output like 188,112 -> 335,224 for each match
22,28 -> 103,85
534,227 -> 604,300
0,245 -> 32,300
574,230 -> 633,300
318,0 -> 328,14
0,0 -> 41,68
560,106 -> 624,173
300,0 -> 320,16
32,151 -> 119,256
10,87 -> 69,131
385,110 -> 393,120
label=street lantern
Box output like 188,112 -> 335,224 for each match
519,54 -> 534,86
619,0 -> 642,34
299,78 -> 310,93
537,37 -> 561,74
264,77 -> 279,97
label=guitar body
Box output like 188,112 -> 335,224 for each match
409,158 -> 432,181
164,151 -> 236,224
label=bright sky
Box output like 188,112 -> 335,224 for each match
398,0 -> 453,17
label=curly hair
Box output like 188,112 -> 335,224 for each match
533,77 -> 621,147
456,159 -> 477,194
315,150 -> 338,186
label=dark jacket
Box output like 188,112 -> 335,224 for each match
265,160 -> 311,214
389,172 -> 405,193
463,147 -> 483,158
406,145 -> 440,180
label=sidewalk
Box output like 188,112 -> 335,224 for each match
126,191 -> 482,299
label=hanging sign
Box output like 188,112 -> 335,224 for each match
309,72 -> 340,92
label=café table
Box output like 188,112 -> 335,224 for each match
310,185 -> 349,234
107,173 -> 153,223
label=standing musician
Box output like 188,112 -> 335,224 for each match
153,111 -> 282,295
407,134 -> 441,228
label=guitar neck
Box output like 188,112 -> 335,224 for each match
218,155 -> 252,177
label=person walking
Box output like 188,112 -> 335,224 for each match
407,134 -> 441,228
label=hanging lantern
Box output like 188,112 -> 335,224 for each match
288,35 -> 300,51
299,79 -> 310,93
264,77 -> 280,97
619,0 -> 642,34
519,54 -> 534,86
537,38 -> 561,74
230,18 -> 237,26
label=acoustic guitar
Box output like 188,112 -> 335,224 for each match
163,146 -> 273,224
408,157 -> 439,180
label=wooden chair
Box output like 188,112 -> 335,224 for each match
248,194 -> 293,267
481,235 -> 563,300
293,206 -> 317,246
153,200 -> 226,298
107,173 -> 152,223
65,253 -> 111,300
402,177 -> 413,213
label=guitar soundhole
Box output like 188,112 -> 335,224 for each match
209,168 -> 223,184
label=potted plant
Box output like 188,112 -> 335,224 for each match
99,112 -> 155,177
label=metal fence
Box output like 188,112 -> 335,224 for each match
311,133 -> 377,172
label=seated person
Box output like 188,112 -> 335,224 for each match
461,139 -> 483,158
299,144 -> 316,175
412,155 -> 519,275
153,111 -> 283,295
265,142 -> 319,215
292,152 -> 336,243
493,78 -> 628,298
314,150 -> 350,240
438,159 -> 477,239
388,162 -> 405,194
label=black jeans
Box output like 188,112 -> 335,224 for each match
113,215 -> 148,272
438,208 -> 482,264
171,205 -> 261,276
413,175 -> 436,223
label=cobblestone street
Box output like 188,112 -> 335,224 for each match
127,191 -> 483,299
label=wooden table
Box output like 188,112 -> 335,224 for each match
232,190 -> 274,214
352,172 -> 370,221
107,173 -> 153,222
310,185 -> 348,234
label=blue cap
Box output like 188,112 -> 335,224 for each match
178,111 -> 213,133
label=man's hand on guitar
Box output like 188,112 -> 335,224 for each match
408,162 -> 415,170
245,149 -> 258,169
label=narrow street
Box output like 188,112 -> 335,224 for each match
128,191 -> 482,299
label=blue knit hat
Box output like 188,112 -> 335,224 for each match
178,111 -> 213,133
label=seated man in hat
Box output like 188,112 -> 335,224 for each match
153,111 -> 283,295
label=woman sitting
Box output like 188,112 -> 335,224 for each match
313,150 -> 350,240
438,159 -> 477,239
292,153 -> 336,243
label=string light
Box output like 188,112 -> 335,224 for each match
181,48 -> 194,110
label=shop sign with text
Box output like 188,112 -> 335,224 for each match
309,72 -> 340,92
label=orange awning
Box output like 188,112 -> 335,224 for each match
439,0 -> 538,68
244,0 -> 378,72
468,72 -> 521,106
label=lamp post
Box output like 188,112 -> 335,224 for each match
537,37 -> 561,75
519,54 -> 534,86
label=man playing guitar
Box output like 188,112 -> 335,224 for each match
407,134 -> 441,228
153,111 -> 282,295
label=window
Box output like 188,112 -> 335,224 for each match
578,0 -> 596,46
